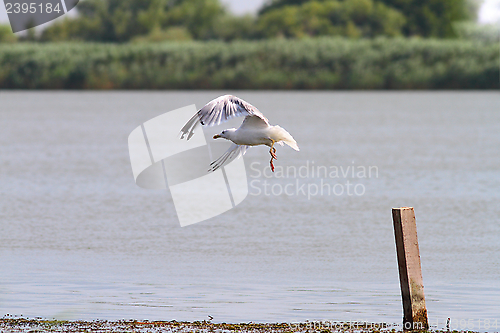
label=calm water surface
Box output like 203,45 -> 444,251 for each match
0,92 -> 499,330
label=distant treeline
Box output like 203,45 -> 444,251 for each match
0,0 -> 478,43
0,38 -> 497,89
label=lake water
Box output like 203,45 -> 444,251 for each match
1,91 -> 499,331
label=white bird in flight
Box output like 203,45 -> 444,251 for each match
180,95 -> 299,172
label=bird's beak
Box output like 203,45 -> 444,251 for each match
213,134 -> 221,139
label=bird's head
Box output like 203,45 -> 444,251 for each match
213,129 -> 235,140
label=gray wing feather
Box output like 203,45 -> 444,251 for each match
208,144 -> 249,172
180,95 -> 269,140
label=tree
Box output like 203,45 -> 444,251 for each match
378,0 -> 474,37
163,0 -> 227,39
257,0 -> 406,38
41,0 -> 229,42
259,0 -> 476,37
42,0 -> 153,42
211,15 -> 257,41
259,0 -> 310,14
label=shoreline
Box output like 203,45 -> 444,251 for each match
0,318 -> 474,333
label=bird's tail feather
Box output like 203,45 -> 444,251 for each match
276,126 -> 300,151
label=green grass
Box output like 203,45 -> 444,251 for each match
0,38 -> 498,89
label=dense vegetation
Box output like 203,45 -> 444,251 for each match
0,0 -> 483,43
256,0 -> 407,39
0,38 -> 497,89
260,0 -> 479,37
0,0 -> 493,90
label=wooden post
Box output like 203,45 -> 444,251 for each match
392,207 -> 429,330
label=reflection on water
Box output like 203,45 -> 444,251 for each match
0,91 -> 499,327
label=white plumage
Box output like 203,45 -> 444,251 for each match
180,95 -> 299,172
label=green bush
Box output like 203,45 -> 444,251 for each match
0,38 -> 497,89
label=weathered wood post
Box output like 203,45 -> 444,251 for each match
392,207 -> 429,330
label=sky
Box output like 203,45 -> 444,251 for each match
1,0 -> 499,26
221,0 -> 267,14
478,0 -> 500,23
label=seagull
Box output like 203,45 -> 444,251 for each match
180,95 -> 299,172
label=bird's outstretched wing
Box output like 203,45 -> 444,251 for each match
180,95 -> 269,140
239,114 -> 270,129
209,144 -> 249,172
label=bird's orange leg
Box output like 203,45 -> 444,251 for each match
269,140 -> 277,172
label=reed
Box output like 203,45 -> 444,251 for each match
0,38 -> 497,89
